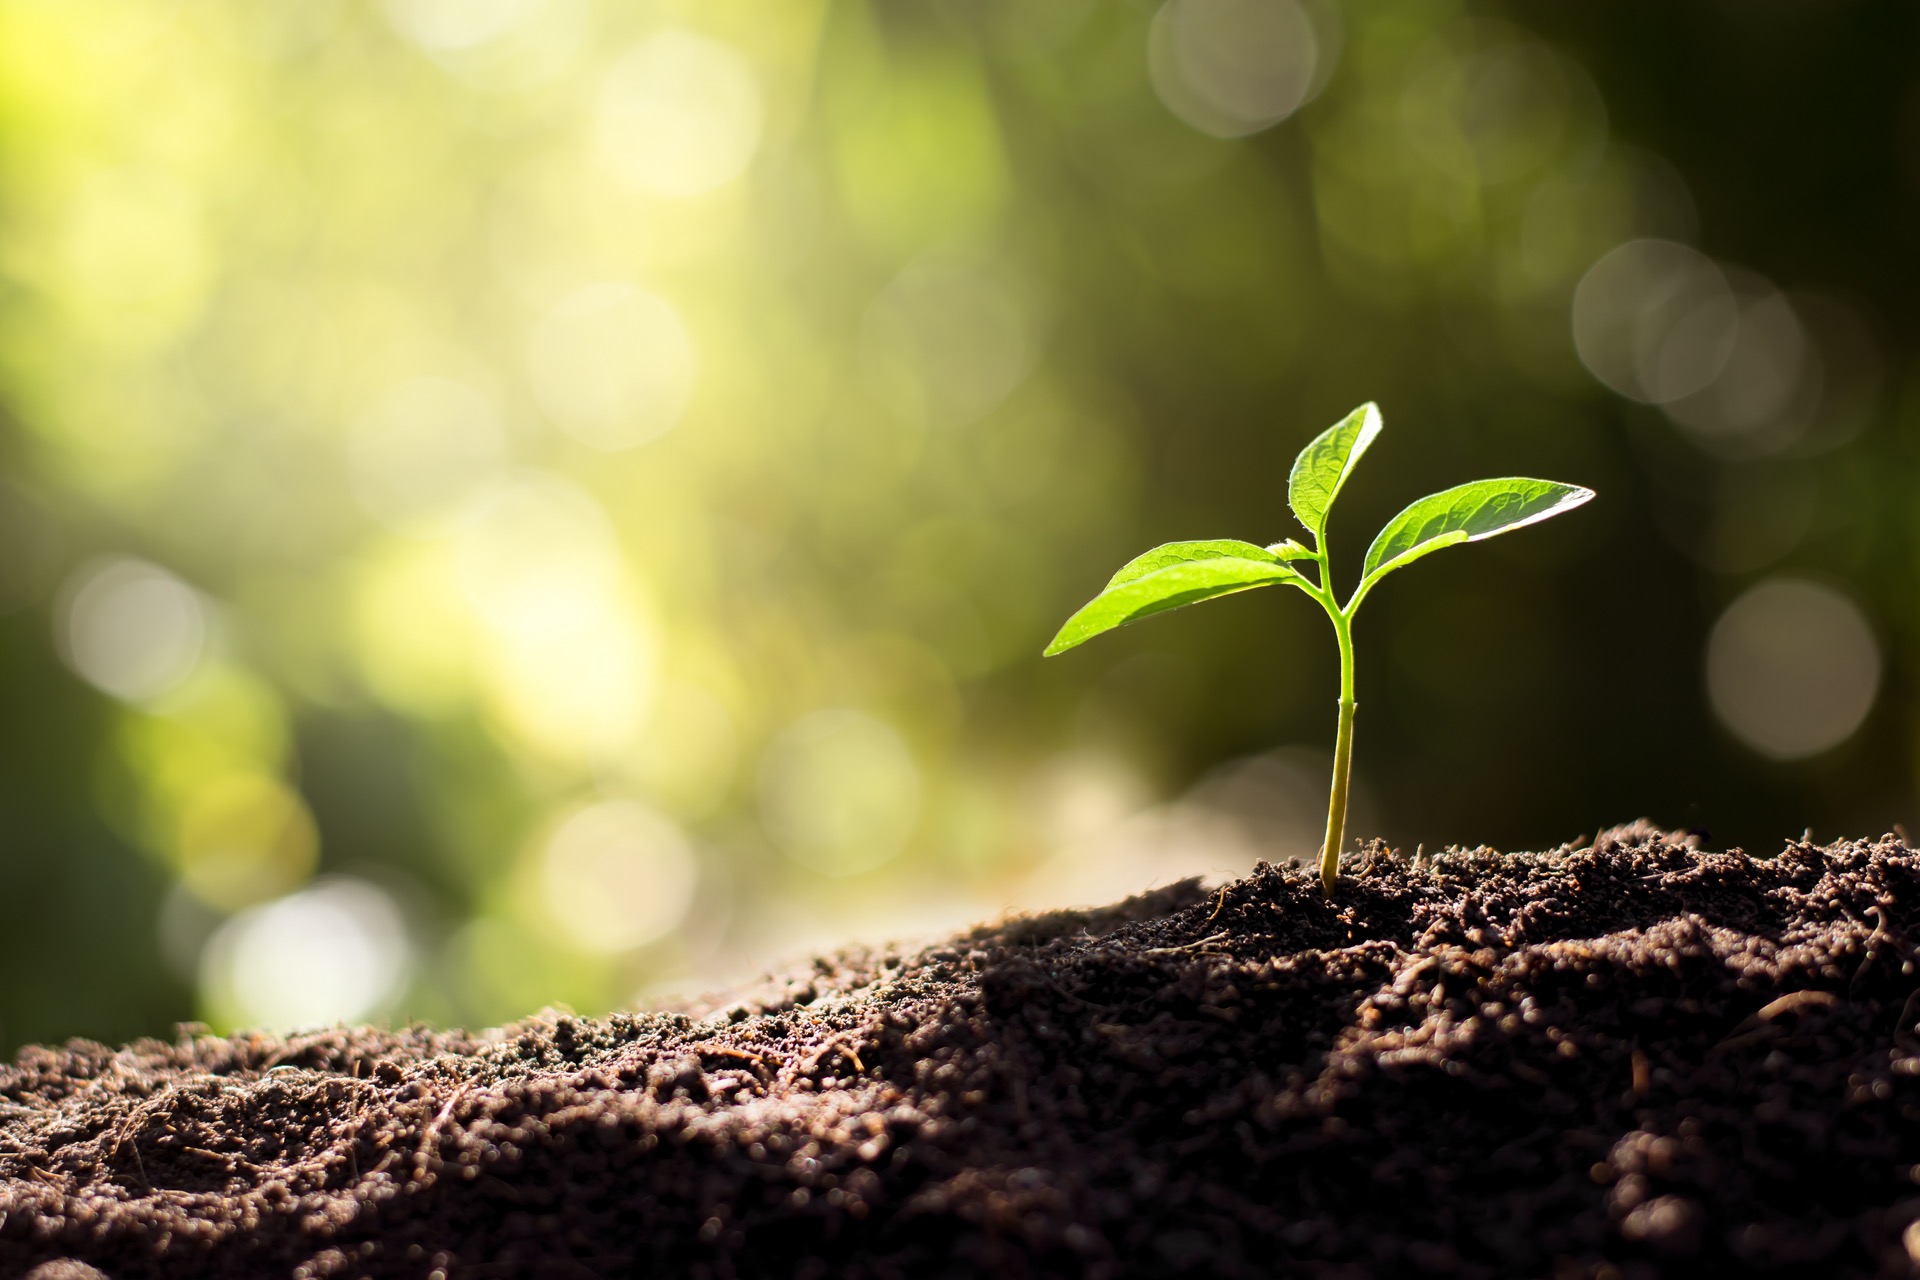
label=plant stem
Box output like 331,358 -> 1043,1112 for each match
1319,608 -> 1356,895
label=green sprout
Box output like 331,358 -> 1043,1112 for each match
1043,403 -> 1593,894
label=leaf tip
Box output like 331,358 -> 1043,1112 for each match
1352,401 -> 1384,451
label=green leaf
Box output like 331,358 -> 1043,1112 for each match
1265,539 -> 1312,561
1104,539 -> 1290,589
1288,403 -> 1383,542
1044,556 -> 1308,656
1354,477 -> 1594,604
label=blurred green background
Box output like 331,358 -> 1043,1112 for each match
1,0 -> 1913,1050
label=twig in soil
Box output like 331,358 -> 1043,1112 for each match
693,1044 -> 774,1071
1143,931 -> 1230,956
119,1128 -> 148,1186
108,1093 -> 176,1187
416,1084 -> 473,1164
1711,990 -> 1840,1054
1205,883 -> 1229,924
1851,905 -> 1895,997
183,1144 -> 260,1175
1754,990 -> 1841,1020
795,1035 -> 864,1076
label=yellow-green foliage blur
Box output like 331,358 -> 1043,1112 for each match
0,0 -> 1911,1047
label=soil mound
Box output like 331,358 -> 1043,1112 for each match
5,823 -> 1920,1278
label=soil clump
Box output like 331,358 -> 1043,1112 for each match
5,822 -> 1920,1278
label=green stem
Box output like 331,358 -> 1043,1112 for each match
1319,608 -> 1356,895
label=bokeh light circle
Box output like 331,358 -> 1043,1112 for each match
200,878 -> 412,1030
1572,239 -> 1737,405
759,709 -> 922,877
1148,0 -> 1320,139
527,282 -> 696,450
596,31 -> 763,198
57,557 -> 206,703
1705,578 -> 1880,761
1661,284 -> 1817,456
538,799 -> 698,953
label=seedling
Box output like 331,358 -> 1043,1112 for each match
1044,403 -> 1592,894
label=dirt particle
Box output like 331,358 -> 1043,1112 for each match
1620,1195 -> 1702,1253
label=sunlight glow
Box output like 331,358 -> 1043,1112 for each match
201,878 -> 411,1031
596,31 -> 764,199
456,474 -> 656,761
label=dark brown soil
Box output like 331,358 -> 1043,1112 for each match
6,823 -> 1920,1279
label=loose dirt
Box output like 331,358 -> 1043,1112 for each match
5,823 -> 1920,1278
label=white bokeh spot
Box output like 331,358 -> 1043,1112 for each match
201,879 -> 412,1030
1706,577 -> 1880,761
596,31 -> 763,198
1149,0 -> 1321,139
57,557 -> 206,703
1573,239 -> 1736,406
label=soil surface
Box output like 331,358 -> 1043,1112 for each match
6,823 -> 1920,1279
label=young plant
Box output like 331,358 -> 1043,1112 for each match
1043,403 -> 1593,894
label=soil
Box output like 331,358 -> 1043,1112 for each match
6,822 -> 1920,1279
